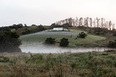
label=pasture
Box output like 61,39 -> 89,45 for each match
20,29 -> 106,47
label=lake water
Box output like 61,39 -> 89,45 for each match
20,30 -> 116,53
20,43 -> 116,53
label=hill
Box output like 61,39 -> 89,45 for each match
20,27 -> 106,47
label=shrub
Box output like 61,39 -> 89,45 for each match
108,40 -> 116,48
0,56 -> 9,62
70,62 -> 77,73
0,31 -> 21,52
45,37 -> 55,44
60,38 -> 69,47
78,32 -> 87,38
113,31 -> 116,36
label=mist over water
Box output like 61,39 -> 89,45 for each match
20,43 -> 115,53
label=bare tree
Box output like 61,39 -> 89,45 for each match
90,18 -> 92,27
53,17 -> 115,30
79,17 -> 83,26
84,17 -> 89,27
101,18 -> 104,28
75,17 -> 79,26
112,23 -> 115,30
96,17 -> 100,27
109,21 -> 112,30
68,18 -> 73,26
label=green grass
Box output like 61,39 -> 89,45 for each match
70,29 -> 87,33
68,29 -> 106,46
20,28 -> 106,47
20,34 -> 70,43
69,34 -> 106,46
0,51 -> 116,77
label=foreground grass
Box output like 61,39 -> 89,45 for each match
0,51 -> 116,77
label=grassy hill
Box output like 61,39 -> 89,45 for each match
20,28 -> 106,47
69,29 -> 106,47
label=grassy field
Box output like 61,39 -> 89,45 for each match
0,51 -> 116,77
20,28 -> 106,47
69,29 -> 106,46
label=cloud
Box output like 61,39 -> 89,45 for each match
0,0 -> 116,26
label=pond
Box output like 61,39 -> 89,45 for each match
20,43 -> 116,53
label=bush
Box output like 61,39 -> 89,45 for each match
113,31 -> 116,36
60,38 -> 69,47
70,62 -> 77,72
0,56 -> 9,62
0,31 -> 21,52
108,40 -> 116,48
78,32 -> 87,38
45,37 -> 55,44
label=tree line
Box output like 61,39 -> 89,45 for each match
53,17 -> 115,30
0,24 -> 46,35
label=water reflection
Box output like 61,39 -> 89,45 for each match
20,43 -> 116,53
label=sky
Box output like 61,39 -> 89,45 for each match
0,0 -> 116,26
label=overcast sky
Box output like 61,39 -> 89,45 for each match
0,0 -> 116,26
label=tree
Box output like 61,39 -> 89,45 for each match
79,17 -> 83,26
45,37 -> 55,44
62,23 -> 72,27
0,31 -> 21,52
84,17 -> 89,27
78,32 -> 87,38
12,24 -> 23,29
37,25 -> 45,31
60,38 -> 69,47
24,24 -> 27,27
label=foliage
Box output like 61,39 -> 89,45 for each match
37,25 -> 45,31
60,38 -> 69,47
0,31 -> 21,52
22,29 -> 31,35
45,37 -> 55,44
108,40 -> 116,48
62,23 -> 72,27
70,62 -> 77,73
93,27 -> 107,35
77,26 -> 115,36
22,25 -> 45,35
0,24 -> 23,31
0,56 -> 9,62
113,31 -> 116,36
70,62 -> 77,69
78,32 -> 87,38
0,24 -> 47,35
